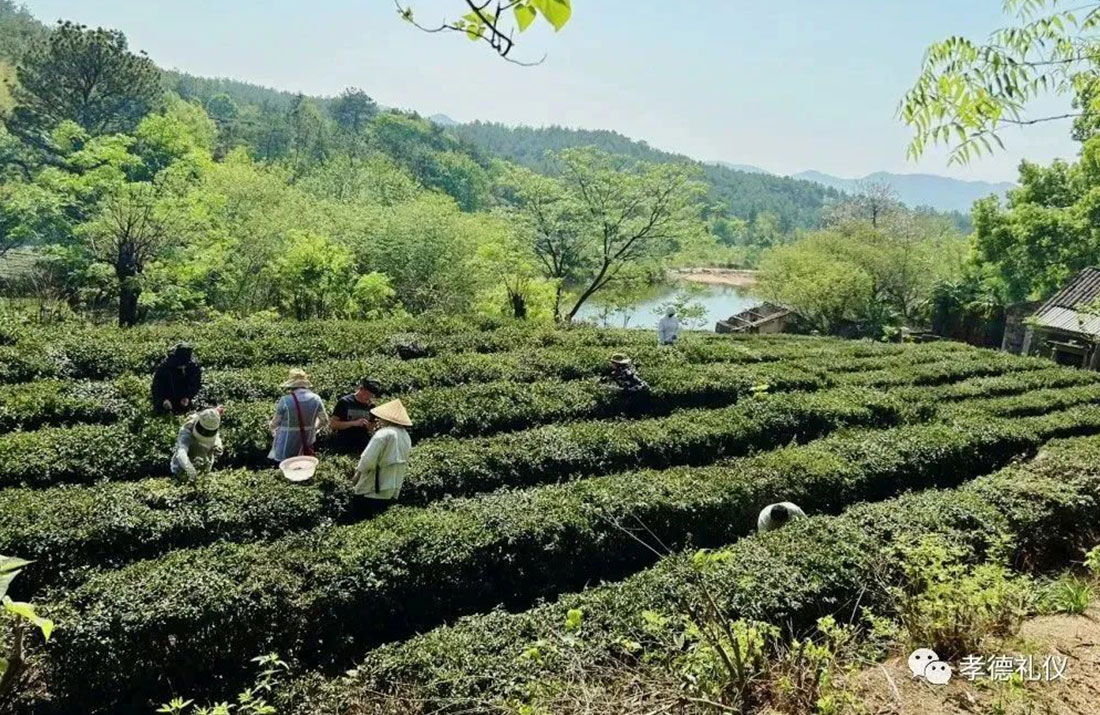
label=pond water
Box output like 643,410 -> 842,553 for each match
574,281 -> 761,332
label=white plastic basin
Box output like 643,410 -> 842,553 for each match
279,455 -> 318,482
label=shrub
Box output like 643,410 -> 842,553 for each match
35,404 -> 1099,708
273,433 -> 1100,714
0,361 -> 826,489
0,337 -> 969,430
1,388 -> 900,594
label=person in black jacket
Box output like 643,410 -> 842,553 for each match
152,343 -> 202,414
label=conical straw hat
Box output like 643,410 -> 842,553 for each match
370,399 -> 412,427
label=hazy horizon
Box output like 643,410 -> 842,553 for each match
16,0 -> 1082,184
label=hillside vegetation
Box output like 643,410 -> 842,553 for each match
452,121 -> 843,232
0,318 -> 1097,713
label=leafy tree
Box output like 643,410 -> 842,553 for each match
369,112 -> 491,209
970,153 -> 1100,301
267,231 -> 357,320
350,194 -> 483,313
331,87 -> 378,134
502,165 -> 586,318
81,181 -> 183,326
0,1 -> 47,62
758,214 -> 965,334
352,271 -> 400,319
297,154 -> 420,205
204,92 -> 240,156
286,95 -> 329,177
824,180 -> 901,228
758,235 -> 877,333
508,148 -> 706,322
5,21 -> 161,154
900,0 -> 1100,164
0,180 -> 65,256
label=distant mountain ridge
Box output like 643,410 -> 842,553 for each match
792,170 -> 1014,213
451,122 -> 843,231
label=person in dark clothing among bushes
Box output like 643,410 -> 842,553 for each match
600,353 -> 650,394
152,343 -> 202,414
330,377 -> 381,454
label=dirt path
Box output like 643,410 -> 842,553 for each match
670,267 -> 758,288
846,607 -> 1100,714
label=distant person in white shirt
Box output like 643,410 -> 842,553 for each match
757,502 -> 806,533
657,307 -> 680,345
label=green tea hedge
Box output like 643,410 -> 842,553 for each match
1,388 -> 902,594
0,361 -> 825,489
39,403 -> 1100,708
0,378 -> 130,431
278,433 -> 1100,714
834,352 -> 1048,388
0,338 -> 970,431
0,319 -> 723,384
895,366 -> 1100,403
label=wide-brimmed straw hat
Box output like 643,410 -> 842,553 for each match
192,408 -> 221,445
370,399 -> 412,427
280,368 -> 312,390
609,353 -> 633,366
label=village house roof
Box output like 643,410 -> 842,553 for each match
1031,266 -> 1100,337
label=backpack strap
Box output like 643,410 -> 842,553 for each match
289,390 -> 314,457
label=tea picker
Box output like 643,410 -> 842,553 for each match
152,343 -> 202,414
352,399 -> 413,516
657,307 -> 680,345
757,501 -> 806,533
600,353 -> 650,393
170,407 -> 225,480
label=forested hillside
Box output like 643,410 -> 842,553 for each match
0,4 -> 723,328
453,121 -> 843,232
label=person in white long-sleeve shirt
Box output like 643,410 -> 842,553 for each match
170,407 -> 224,480
657,307 -> 680,345
757,502 -> 806,533
353,399 -> 413,516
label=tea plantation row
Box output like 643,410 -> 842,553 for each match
0,347 -> 1051,490
277,431 -> 1100,713
35,401 -> 1100,708
2,387 -> 903,594
0,338 -> 971,431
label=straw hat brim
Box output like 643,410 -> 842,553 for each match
371,399 -> 412,427
281,379 -> 312,390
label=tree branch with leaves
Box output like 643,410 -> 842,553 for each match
900,0 -> 1100,165
395,0 -> 572,64
0,556 -> 54,710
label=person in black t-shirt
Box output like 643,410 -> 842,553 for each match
329,377 -> 381,453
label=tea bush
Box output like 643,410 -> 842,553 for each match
1,388 -> 902,594
38,404 -> 1100,707
0,361 -> 826,489
274,433 -> 1100,713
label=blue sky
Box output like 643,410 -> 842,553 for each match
20,0 -> 1082,183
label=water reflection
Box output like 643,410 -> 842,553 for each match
574,281 -> 760,332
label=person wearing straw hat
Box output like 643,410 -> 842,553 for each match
171,406 -> 225,480
268,369 -> 329,462
352,399 -> 413,514
599,353 -> 650,394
